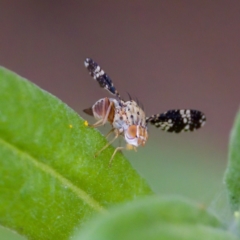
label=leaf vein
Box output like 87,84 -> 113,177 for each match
0,137 -> 106,213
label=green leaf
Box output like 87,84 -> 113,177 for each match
0,226 -> 26,240
225,110 -> 240,211
74,196 -> 238,240
0,67 -> 152,240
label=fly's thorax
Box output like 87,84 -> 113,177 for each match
112,106 -> 129,132
124,125 -> 148,147
124,100 -> 146,127
112,100 -> 147,132
91,97 -> 118,124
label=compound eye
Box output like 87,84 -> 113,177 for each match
127,125 -> 137,138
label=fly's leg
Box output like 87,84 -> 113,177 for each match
108,144 -> 136,167
105,128 -> 115,139
95,130 -> 119,157
109,147 -> 124,167
88,118 -> 104,128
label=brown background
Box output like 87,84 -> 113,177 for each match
1,1 -> 239,204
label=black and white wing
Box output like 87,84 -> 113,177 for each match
146,109 -> 206,133
84,58 -> 122,100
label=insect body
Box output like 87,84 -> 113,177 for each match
83,58 -> 206,166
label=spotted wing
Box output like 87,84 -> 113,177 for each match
84,58 -> 121,100
146,109 -> 206,133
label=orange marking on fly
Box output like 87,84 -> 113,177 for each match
83,58 -> 206,166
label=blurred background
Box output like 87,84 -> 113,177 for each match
0,2 -> 239,232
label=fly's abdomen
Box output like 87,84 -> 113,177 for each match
84,97 -> 115,124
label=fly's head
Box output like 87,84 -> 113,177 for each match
124,124 -> 148,147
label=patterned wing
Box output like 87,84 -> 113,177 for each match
84,58 -> 121,100
146,109 -> 206,133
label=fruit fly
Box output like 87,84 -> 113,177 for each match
83,58 -> 206,166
